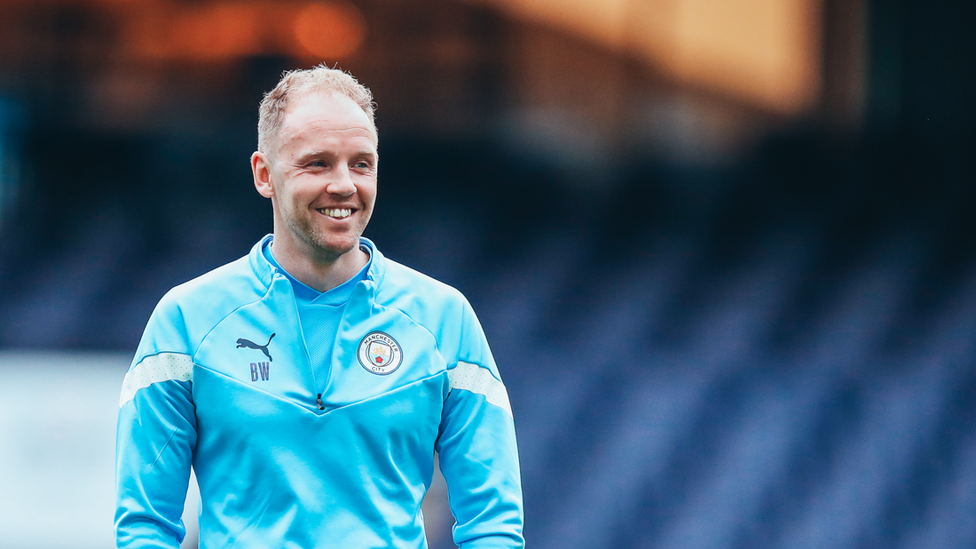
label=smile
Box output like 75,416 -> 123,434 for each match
318,208 -> 353,219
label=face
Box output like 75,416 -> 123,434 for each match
252,92 -> 377,266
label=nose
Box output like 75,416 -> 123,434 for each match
326,165 -> 356,196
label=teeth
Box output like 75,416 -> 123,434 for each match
320,208 -> 352,219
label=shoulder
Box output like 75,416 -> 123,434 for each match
164,255 -> 261,307
145,254 -> 266,348
376,257 -> 496,369
374,257 -> 477,342
378,257 -> 468,312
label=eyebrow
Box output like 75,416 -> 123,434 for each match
294,149 -> 376,164
293,150 -> 331,163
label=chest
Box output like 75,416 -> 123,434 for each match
190,293 -> 450,415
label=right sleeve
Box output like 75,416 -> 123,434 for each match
115,296 -> 198,549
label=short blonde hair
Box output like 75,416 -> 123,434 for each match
257,65 -> 376,156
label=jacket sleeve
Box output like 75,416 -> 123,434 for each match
436,299 -> 524,549
115,295 -> 197,548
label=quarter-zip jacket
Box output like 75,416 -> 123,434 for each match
115,235 -> 524,548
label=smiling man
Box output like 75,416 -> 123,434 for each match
115,66 -> 524,549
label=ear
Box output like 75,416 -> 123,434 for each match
252,151 -> 275,198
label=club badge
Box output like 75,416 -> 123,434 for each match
357,331 -> 403,375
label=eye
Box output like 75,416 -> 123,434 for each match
309,160 -> 326,168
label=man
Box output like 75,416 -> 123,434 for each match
115,66 -> 524,548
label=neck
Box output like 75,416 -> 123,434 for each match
271,240 -> 368,292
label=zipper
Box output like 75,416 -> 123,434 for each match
270,267 -> 331,413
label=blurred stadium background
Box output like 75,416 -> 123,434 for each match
0,0 -> 974,547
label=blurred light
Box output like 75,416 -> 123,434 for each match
663,0 -> 822,115
465,0 -> 823,115
128,1 -> 265,61
293,1 -> 366,59
117,0 -> 366,63
173,3 -> 262,60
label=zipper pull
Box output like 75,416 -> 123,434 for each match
316,393 -> 324,410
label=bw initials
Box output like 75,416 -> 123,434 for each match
250,362 -> 270,381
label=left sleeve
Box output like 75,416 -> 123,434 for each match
436,299 -> 524,549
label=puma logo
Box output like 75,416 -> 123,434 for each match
236,333 -> 276,362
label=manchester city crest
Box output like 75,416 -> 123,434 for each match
357,331 -> 403,375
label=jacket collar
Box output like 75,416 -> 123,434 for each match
248,234 -> 386,293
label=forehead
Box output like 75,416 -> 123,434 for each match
279,92 -> 376,147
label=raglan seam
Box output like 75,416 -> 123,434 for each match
378,303 -> 454,377
190,280 -> 277,365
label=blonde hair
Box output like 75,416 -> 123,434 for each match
257,64 -> 376,156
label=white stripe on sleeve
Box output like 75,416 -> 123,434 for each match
119,353 -> 194,407
448,361 -> 512,418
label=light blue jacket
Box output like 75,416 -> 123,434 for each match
115,236 -> 524,548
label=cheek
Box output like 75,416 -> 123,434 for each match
361,180 -> 378,204
281,179 -> 314,203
